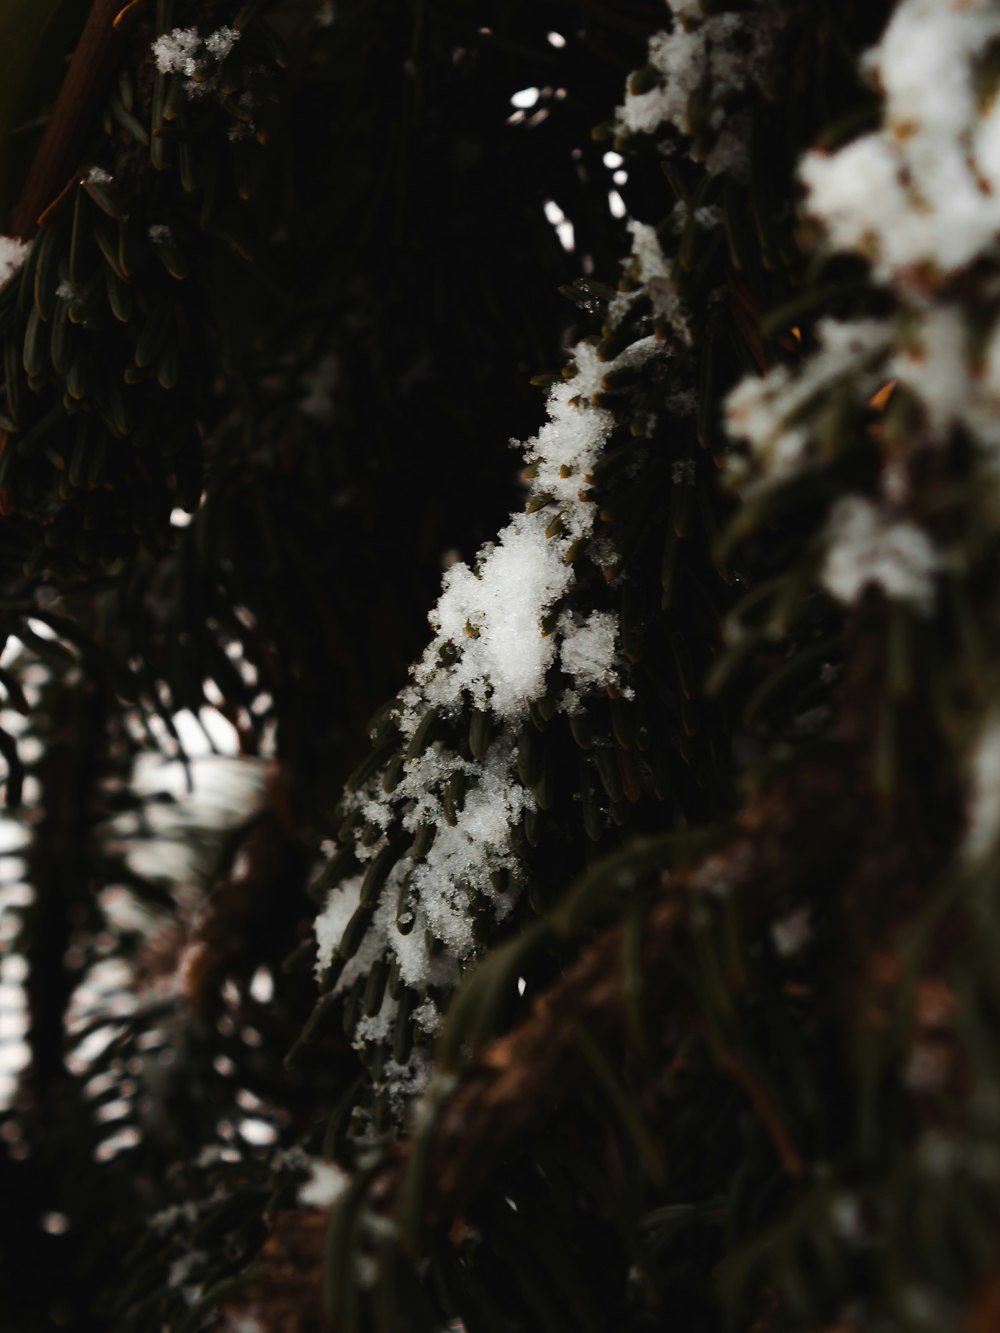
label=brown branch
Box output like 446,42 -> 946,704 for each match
9,0 -> 132,239
717,1050 -> 803,1178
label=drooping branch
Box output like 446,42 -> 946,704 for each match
223,607 -> 967,1330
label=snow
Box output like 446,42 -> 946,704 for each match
625,220 -> 688,336
204,26 -> 240,59
882,305 -> 1000,457
424,515 -> 573,719
298,1159 -> 349,1209
821,496 -> 939,614
889,306 -> 969,433
511,87 -> 539,110
403,740 -> 531,952
150,1201 -> 199,1233
800,0 -> 1000,285
0,237 -> 30,287
151,28 -> 201,76
618,19 -> 739,140
558,610 -> 619,693
403,337 -> 659,726
314,876 -> 363,976
771,906 -> 811,957
151,25 -> 242,96
314,334 -> 670,1079
615,2 -> 786,177
316,738 -> 532,992
721,0 -> 1000,627
411,998 -> 440,1035
299,353 -> 339,424
168,1250 -> 205,1289
543,199 -> 574,253
725,320 -> 891,490
222,1317 -> 264,1333
353,1001 -> 398,1047
964,714 -> 1000,862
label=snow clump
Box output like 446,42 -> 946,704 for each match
800,0 -> 1000,285
151,26 -> 241,97
725,320 -> 891,492
0,236 -> 30,288
615,0 -> 787,177
821,496 -> 939,614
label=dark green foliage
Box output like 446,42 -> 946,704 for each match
1,1 -> 998,1332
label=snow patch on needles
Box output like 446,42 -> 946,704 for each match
314,739 -> 533,996
888,306 -> 1000,456
725,0 -> 1000,619
622,221 -> 690,338
964,713 -> 1000,863
298,1159 -> 349,1209
798,3 -> 1000,458
616,1 -> 786,176
821,496 -> 939,614
558,610 -> 620,694
406,337 -> 658,724
421,515 -> 574,719
725,320 -> 891,491
0,236 -> 30,288
152,26 -> 240,96
204,27 -> 240,60
800,0 -> 1000,285
151,28 -> 202,76
314,337 -> 664,1060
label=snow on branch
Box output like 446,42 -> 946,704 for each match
725,319 -> 891,492
820,495 -> 939,615
151,26 -> 241,99
724,0 -> 1000,618
314,337 -> 664,1080
800,0 -> 1000,286
0,236 -> 30,287
400,337 -> 660,728
615,0 -> 787,177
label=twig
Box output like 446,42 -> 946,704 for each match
9,0 -> 131,238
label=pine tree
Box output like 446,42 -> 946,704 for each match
1,1 -> 999,1330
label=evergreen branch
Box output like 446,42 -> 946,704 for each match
230,597 -> 968,1328
9,0 -> 128,238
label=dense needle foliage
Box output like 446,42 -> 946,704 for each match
0,2 -> 999,1331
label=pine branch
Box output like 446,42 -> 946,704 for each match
224,597 -> 969,1329
8,0 -> 130,238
